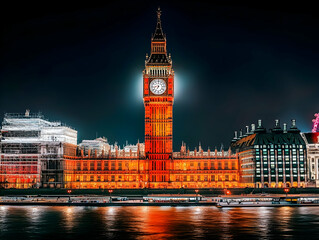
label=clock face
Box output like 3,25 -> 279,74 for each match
150,79 -> 166,95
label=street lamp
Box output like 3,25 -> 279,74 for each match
67,189 -> 72,202
226,190 -> 231,195
108,189 -> 113,203
195,189 -> 199,203
284,188 -> 289,197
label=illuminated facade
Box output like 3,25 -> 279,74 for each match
143,8 -> 174,185
64,145 -> 239,189
1,9 -> 241,189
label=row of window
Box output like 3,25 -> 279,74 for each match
72,174 -> 237,182
255,145 -> 304,149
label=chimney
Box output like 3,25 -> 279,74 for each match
25,109 -> 30,117
239,129 -> 243,137
251,124 -> 256,133
288,119 -> 300,133
246,126 -> 249,134
258,119 -> 262,128
275,119 -> 280,127
234,131 -> 238,139
283,123 -> 287,133
292,119 -> 296,127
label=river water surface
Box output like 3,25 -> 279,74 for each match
1,206 -> 319,239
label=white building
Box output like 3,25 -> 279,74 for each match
78,137 -> 110,157
0,110 -> 77,188
302,132 -> 319,187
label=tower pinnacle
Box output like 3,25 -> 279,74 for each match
152,7 -> 165,41
157,7 -> 161,22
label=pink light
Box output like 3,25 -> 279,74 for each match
312,113 -> 319,133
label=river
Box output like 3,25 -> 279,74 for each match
1,206 -> 319,239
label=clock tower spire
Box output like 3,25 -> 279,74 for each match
143,8 -> 174,187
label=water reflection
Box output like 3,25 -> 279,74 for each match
0,206 -> 318,239
61,207 -> 82,231
27,206 -> 42,223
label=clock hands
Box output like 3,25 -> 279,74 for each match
150,79 -> 166,95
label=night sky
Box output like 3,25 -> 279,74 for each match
1,1 -> 319,150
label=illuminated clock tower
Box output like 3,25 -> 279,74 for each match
143,8 -> 174,186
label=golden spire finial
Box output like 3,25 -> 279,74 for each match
157,7 -> 161,22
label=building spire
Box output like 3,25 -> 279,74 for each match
157,7 -> 161,22
152,7 -> 165,41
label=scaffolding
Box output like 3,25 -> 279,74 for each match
0,110 -> 77,189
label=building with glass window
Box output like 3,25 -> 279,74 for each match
231,119 -> 307,188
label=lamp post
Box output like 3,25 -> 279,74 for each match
195,189 -> 199,203
284,188 -> 289,197
67,189 -> 72,202
108,189 -> 113,203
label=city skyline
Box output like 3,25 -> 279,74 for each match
1,2 -> 319,150
1,3 -> 319,239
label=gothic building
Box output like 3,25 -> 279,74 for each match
62,8 -> 240,190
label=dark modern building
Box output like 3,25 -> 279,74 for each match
231,119 -> 307,188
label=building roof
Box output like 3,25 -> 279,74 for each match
147,53 -> 169,64
302,132 -> 319,144
254,132 -> 305,145
231,131 -> 306,152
